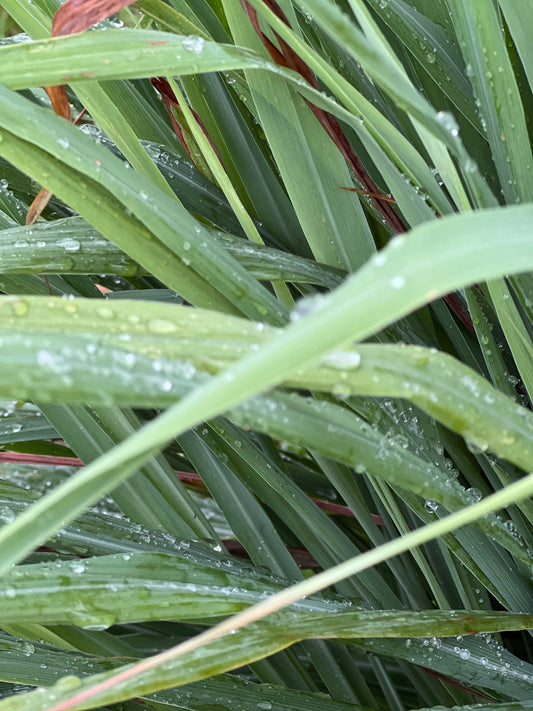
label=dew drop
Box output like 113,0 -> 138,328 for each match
21,642 -> 35,656
390,275 -> 406,289
148,319 -> 177,334
11,299 -> 29,317
322,351 -> 361,370
36,350 -> 55,367
69,562 -> 86,573
96,306 -> 115,319
372,252 -> 388,267
182,35 -> 205,53
466,487 -> 482,502
57,237 -> 80,252
53,676 -> 82,691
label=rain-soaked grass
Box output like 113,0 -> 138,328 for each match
0,1 -> 533,710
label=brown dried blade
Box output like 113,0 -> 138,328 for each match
45,84 -> 72,122
25,188 -> 54,294
26,188 -> 54,227
52,0 -> 137,36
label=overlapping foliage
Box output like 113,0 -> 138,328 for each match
0,0 -> 533,709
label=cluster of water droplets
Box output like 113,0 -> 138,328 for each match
93,17 -> 124,31
0,33 -> 32,46
0,178 -> 29,223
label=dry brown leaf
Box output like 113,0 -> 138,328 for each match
45,85 -> 72,121
26,188 -> 53,226
52,0 -> 137,36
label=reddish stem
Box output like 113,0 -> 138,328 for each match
0,451 -> 384,526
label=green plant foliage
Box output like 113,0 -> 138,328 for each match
0,1 -> 533,710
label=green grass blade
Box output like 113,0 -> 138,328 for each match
40,404 -> 214,538
498,0 -> 533,91
0,635 -> 369,711
0,205 -> 532,572
3,611 -> 533,710
446,0 -> 533,204
239,0 -> 452,221
180,72 -> 309,255
486,279 -> 533,403
0,216 -> 342,285
0,29 -> 286,88
0,27 -> 460,219
365,0 -> 479,132
0,85 -> 287,324
3,551 -> 533,632
1,3 -> 533,708
221,0 -> 375,270
293,0 -> 496,208
0,0 -> 50,39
